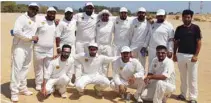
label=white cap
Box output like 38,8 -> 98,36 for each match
65,7 -> 73,13
156,9 -> 165,16
138,7 -> 146,12
120,7 -> 128,12
98,9 -> 112,17
28,2 -> 39,8
47,7 -> 57,12
121,46 -> 131,53
85,2 -> 94,7
88,42 -> 98,48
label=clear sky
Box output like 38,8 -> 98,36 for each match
16,1 -> 211,14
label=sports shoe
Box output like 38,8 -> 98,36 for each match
177,94 -> 186,101
136,96 -> 143,103
61,93 -> 67,98
20,90 -> 33,96
94,85 -> 103,97
189,100 -> 197,103
35,85 -> 41,91
11,95 -> 18,102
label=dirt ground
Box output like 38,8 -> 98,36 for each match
1,13 -> 211,103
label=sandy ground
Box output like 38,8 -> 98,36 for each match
1,13 -> 211,103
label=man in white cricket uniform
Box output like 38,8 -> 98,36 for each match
74,43 -> 116,97
10,3 -> 39,102
41,44 -> 74,98
96,9 -> 114,76
74,2 -> 97,54
141,45 -> 175,103
56,7 -> 76,55
146,9 -> 174,68
113,7 -> 133,56
111,46 -> 145,102
33,7 -> 57,91
130,7 -> 152,68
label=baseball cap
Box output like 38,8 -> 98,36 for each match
28,2 -> 39,8
121,46 -> 131,53
120,7 -> 128,12
156,9 -> 165,16
65,7 -> 73,13
88,42 -> 98,48
47,7 -> 57,12
85,2 -> 94,7
138,7 -> 146,12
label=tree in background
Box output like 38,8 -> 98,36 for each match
1,1 -> 17,12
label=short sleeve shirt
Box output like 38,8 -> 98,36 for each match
174,24 -> 202,54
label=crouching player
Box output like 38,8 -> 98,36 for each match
41,44 -> 74,98
110,46 -> 145,103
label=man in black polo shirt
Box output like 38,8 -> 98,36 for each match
173,9 -> 202,103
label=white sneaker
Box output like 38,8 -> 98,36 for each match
61,93 -> 67,98
136,96 -> 143,103
36,85 -> 41,91
11,95 -> 18,102
20,90 -> 33,96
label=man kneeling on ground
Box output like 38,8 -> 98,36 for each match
111,46 -> 145,103
41,44 -> 75,98
141,45 -> 176,103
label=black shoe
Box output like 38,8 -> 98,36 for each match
189,100 -> 197,103
177,94 -> 186,101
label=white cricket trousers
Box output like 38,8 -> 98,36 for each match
10,43 -> 32,95
131,46 -> 147,68
75,73 -> 110,92
98,44 -> 113,76
177,53 -> 198,100
110,78 -> 145,99
141,80 -> 175,103
46,74 -> 70,95
148,47 -> 156,69
33,48 -> 53,87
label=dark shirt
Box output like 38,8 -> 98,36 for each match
174,23 -> 202,54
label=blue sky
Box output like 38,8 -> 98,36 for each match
16,1 -> 211,13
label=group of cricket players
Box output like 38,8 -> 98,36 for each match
10,2 -> 201,103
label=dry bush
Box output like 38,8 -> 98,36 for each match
174,15 -> 180,20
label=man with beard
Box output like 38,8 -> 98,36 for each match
110,46 -> 145,103
113,7 -> 133,56
141,45 -> 175,103
56,7 -> 76,55
74,43 -> 116,97
146,9 -> 174,68
173,10 -> 202,103
130,7 -> 152,69
33,7 -> 57,91
74,2 -> 97,54
41,44 -> 74,98
96,9 -> 114,77
10,2 -> 39,102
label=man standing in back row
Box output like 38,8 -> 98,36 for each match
33,7 -> 57,91
173,9 -> 202,103
96,9 -> 114,77
10,3 -> 39,102
74,2 -> 97,54
56,7 -> 76,55
130,7 -> 152,68
146,9 -> 174,68
113,7 -> 133,56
